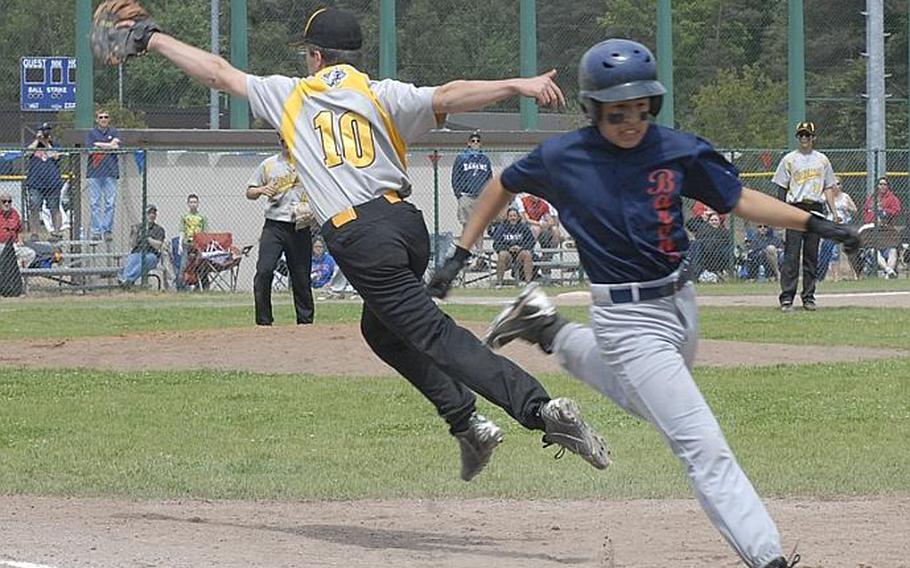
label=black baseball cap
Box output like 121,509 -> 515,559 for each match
795,121 -> 816,136
146,204 -> 158,212
38,122 -> 52,132
291,8 -> 362,50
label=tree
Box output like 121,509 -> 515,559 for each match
687,66 -> 787,148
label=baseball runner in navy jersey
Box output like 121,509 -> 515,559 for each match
429,39 -> 860,568
94,3 -> 610,482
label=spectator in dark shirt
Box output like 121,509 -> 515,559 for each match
452,130 -> 493,261
743,223 -> 783,281
686,207 -> 732,282
119,204 -> 165,288
25,123 -> 64,237
491,207 -> 535,286
84,109 -> 122,241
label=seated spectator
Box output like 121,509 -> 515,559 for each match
515,193 -> 562,247
743,223 -> 783,281
119,204 -> 166,288
691,200 -> 728,228
491,207 -> 535,286
818,176 -> 858,281
861,177 -> 903,278
0,192 -> 36,268
310,237 -> 354,299
686,207 -> 732,282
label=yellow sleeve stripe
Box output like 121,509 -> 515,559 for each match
280,82 -> 308,158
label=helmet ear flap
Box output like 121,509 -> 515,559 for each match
580,98 -> 600,122
649,95 -> 663,117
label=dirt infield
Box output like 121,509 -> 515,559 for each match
1,292 -> 908,567
0,322 -> 903,377
1,495 -> 908,567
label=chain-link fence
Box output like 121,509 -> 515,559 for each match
3,2 -> 910,147
2,145 -> 908,296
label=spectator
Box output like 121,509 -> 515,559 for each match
85,109 -> 122,241
310,236 -> 336,289
515,192 -> 561,247
817,176 -> 858,281
862,176 -> 901,226
743,223 -> 782,281
691,200 -> 728,228
772,121 -> 838,311
686,207 -> 732,282
177,193 -> 206,288
310,237 -> 353,299
25,123 -> 64,238
246,134 -> 314,326
118,204 -> 165,288
860,177 -> 903,278
452,130 -> 492,262
491,206 -> 535,286
0,191 -> 36,268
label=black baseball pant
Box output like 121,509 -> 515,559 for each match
321,196 -> 549,434
254,219 -> 314,325
779,202 -> 824,306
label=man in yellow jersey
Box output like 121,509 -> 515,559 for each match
96,4 -> 608,481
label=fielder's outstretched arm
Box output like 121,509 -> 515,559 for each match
432,70 -> 565,114
148,34 -> 248,99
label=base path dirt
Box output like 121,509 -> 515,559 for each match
1,495 -> 907,567
0,322 -> 903,377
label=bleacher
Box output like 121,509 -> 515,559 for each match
18,238 -> 125,293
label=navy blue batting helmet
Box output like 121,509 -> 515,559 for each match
578,39 -> 667,121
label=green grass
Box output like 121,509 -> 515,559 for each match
444,277 -> 910,297
1,360 -> 908,500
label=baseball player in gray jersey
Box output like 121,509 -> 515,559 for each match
94,3 -> 609,482
772,122 -> 838,311
246,134 -> 314,326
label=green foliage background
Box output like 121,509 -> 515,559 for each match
1,1 -> 909,148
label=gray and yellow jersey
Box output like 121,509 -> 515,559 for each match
246,65 -> 439,225
247,153 -> 304,223
771,149 -> 836,205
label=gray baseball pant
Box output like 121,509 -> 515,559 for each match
551,281 -> 783,568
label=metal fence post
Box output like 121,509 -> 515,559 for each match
429,149 -> 441,269
139,149 -> 149,287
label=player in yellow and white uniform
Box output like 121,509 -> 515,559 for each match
133,6 -> 609,481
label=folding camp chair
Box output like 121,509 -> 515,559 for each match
187,232 -> 252,292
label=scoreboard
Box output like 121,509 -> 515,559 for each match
21,56 -> 77,112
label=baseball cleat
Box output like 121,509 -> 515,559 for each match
540,397 -> 611,470
454,413 -> 504,482
483,283 -> 558,350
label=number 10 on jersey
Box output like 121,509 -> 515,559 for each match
313,110 -> 376,168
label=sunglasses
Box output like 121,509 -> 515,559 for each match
97,115 -> 110,119
469,138 -> 481,143
1,199 -> 11,203
605,110 -> 650,125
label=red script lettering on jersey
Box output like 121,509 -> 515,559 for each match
647,169 -> 681,259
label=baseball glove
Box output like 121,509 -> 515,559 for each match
91,0 -> 162,66
294,201 -> 317,232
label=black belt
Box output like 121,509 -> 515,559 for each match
606,259 -> 692,304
